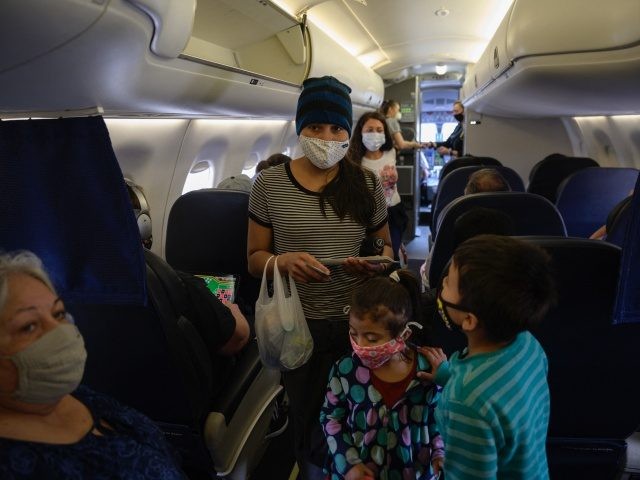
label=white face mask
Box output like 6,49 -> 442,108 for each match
2,322 -> 87,404
299,134 -> 349,169
395,111 -> 402,121
362,132 -> 386,152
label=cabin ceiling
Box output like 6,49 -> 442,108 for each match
271,0 -> 514,84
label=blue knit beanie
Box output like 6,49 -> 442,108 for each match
295,76 -> 353,137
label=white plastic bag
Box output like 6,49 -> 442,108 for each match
255,256 -> 313,370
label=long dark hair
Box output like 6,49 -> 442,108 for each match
347,111 -> 394,165
320,155 -> 377,225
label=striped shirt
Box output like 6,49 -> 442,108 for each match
249,162 -> 388,320
434,331 -> 550,479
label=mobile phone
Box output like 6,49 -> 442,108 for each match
306,263 -> 330,277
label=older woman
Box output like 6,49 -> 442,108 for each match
0,251 -> 185,479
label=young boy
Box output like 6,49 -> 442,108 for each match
419,234 -> 556,479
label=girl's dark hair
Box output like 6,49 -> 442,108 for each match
320,156 -> 377,225
380,100 -> 399,116
452,235 -> 557,343
347,111 -> 394,165
351,269 -> 422,338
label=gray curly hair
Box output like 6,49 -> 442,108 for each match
0,251 -> 56,315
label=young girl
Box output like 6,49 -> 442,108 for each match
320,270 -> 444,480
347,111 -> 407,260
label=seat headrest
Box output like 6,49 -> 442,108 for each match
0,117 -> 146,305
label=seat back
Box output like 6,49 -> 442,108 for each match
520,237 -> 640,478
614,179 -> 640,325
527,153 -> 599,203
0,117 -> 215,471
165,189 -> 260,314
555,167 -> 639,237
438,155 -> 502,181
428,193 -> 566,286
604,196 -> 633,247
430,165 -> 524,235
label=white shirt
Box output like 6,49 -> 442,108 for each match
360,149 -> 401,207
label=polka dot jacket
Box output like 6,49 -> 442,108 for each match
320,352 -> 444,480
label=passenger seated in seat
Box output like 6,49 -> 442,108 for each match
420,169 -> 511,289
419,235 -> 556,479
0,251 -> 185,479
256,153 -> 292,174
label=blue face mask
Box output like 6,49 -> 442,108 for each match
362,132 -> 386,152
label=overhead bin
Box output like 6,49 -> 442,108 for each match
461,0 -> 640,118
0,0 -> 382,118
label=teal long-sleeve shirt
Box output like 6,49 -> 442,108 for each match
434,331 -> 550,479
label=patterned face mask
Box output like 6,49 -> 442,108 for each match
299,134 -> 349,169
350,324 -> 413,370
437,290 -> 469,332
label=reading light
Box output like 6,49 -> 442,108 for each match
435,63 -> 447,75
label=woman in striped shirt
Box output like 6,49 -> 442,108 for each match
248,76 -> 393,480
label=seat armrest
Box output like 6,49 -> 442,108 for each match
211,340 -> 263,421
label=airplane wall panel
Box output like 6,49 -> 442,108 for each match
162,119 -> 291,256
464,113 -> 574,185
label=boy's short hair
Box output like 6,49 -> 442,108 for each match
452,235 -> 556,342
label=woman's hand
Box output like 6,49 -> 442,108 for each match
276,252 -> 331,283
345,463 -> 375,480
416,346 -> 447,383
342,257 -> 387,277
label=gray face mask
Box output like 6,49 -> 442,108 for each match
2,323 -> 87,404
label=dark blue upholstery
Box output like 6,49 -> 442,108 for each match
520,237 -> 640,479
437,155 -> 502,181
605,196 -> 633,247
0,117 -> 216,473
614,179 -> 640,324
430,165 -> 525,236
527,154 -> 599,203
555,167 -> 639,238
428,193 -> 566,287
0,117 -> 146,305
165,188 -> 260,315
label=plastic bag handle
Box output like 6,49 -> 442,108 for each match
272,257 -> 295,332
257,255 -> 275,303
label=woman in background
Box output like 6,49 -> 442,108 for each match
348,111 -> 408,260
380,99 -> 425,151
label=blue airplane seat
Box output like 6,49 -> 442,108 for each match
427,192 -> 566,288
520,237 -> 640,479
527,153 -> 599,203
0,117 -> 280,478
166,188 -> 260,316
555,167 -> 639,238
604,195 -> 633,247
430,165 -> 525,237
437,154 -> 501,181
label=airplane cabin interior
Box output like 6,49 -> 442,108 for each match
1,0 -> 640,479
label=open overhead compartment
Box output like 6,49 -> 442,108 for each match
461,0 -> 640,118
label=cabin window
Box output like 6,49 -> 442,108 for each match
183,160 -> 214,194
